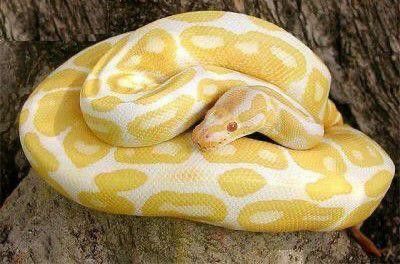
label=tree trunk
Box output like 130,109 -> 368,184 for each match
0,0 -> 398,262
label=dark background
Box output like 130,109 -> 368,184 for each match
0,0 -> 398,262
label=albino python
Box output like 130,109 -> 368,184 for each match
20,12 -> 395,237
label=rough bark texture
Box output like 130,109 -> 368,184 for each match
0,0 -> 399,263
0,170 -> 370,264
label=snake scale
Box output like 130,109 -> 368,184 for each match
19,11 -> 395,232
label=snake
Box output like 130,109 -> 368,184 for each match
19,11 -> 395,232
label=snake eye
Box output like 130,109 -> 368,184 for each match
227,121 -> 238,132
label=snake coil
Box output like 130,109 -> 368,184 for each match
19,11 -> 394,232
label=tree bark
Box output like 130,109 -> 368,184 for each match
0,0 -> 399,262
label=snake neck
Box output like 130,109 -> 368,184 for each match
249,86 -> 325,150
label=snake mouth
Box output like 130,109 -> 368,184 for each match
191,127 -> 231,152
193,140 -> 223,152
192,125 -> 222,152
191,130 -> 212,151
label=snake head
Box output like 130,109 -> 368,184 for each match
192,87 -> 266,151
192,108 -> 238,151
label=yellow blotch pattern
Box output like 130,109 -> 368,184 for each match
107,72 -> 157,94
83,114 -> 122,146
202,138 -> 288,170
218,168 -> 266,197
74,42 -> 112,69
86,36 -> 130,77
79,37 -> 131,104
214,88 -> 248,115
197,79 -> 246,103
95,169 -> 148,192
322,100 -> 343,128
253,86 -> 311,119
34,90 -> 82,136
338,200 -> 380,229
128,95 -> 195,146
306,174 -> 352,201
114,134 -> 192,164
327,128 -> 384,167
81,79 -> 101,98
78,169 -> 147,214
302,69 -> 330,121
181,27 -> 306,93
24,133 -> 70,198
36,69 -> 87,92
136,68 -> 196,105
142,191 -> 227,223
264,109 -> 322,149
171,11 -> 225,22
238,200 -> 344,232
117,29 -> 179,79
90,96 -> 123,112
289,142 -> 352,201
289,142 -> 346,176
365,170 -> 393,198
63,125 -> 111,168
237,93 -> 272,133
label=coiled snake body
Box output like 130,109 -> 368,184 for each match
20,11 -> 394,232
